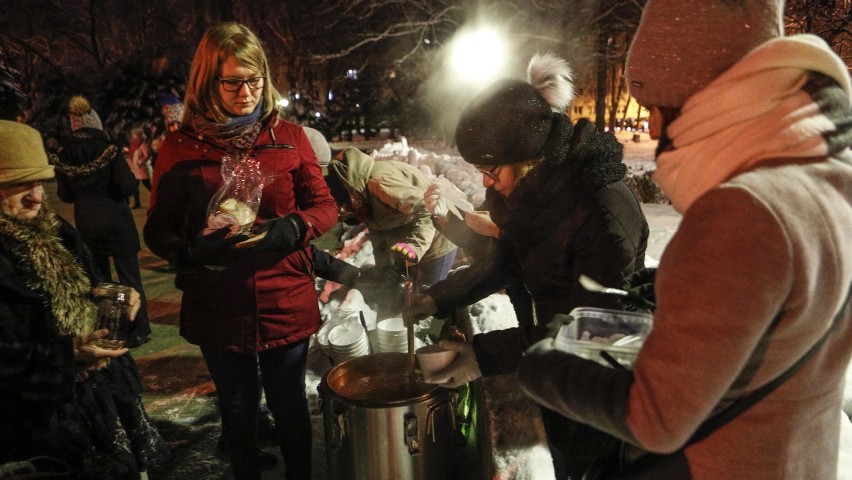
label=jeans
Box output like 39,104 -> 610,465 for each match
202,339 -> 311,480
418,249 -> 458,287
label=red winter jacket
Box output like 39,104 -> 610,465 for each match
143,115 -> 338,354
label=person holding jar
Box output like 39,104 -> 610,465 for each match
0,120 -> 168,479
144,22 -> 337,480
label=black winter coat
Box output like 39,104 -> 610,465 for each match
427,118 -> 649,375
54,128 -> 140,257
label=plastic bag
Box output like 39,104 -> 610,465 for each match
430,175 -> 474,220
204,155 -> 272,236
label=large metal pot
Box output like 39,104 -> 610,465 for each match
321,352 -> 455,480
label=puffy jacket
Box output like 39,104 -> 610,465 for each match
144,116 -> 338,353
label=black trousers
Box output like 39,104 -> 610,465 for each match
202,339 -> 312,480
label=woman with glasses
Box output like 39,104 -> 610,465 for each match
143,22 -> 337,480
405,53 -> 649,479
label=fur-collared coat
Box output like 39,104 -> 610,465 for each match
0,212 -> 167,478
53,127 -> 140,257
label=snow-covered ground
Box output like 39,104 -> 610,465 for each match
312,131 -> 852,478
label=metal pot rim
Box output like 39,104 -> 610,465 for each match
323,352 -> 446,407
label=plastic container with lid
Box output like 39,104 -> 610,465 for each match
554,307 -> 653,369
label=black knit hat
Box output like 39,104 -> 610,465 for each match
454,53 -> 575,166
454,78 -> 554,166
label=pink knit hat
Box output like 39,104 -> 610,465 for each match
626,0 -> 783,108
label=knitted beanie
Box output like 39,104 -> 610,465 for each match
626,0 -> 783,108
303,126 -> 331,169
455,53 -> 575,166
0,120 -> 54,185
68,95 -> 103,132
160,94 -> 185,128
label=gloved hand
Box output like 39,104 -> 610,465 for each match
175,226 -> 248,269
424,183 -> 447,219
424,340 -> 482,387
390,242 -> 418,263
253,214 -> 305,252
403,293 -> 438,327
621,267 -> 657,312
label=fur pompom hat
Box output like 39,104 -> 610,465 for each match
68,95 -> 103,132
454,53 -> 575,166
626,0 -> 783,108
0,120 -> 54,185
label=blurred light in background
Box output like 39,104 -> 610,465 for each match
448,26 -> 508,88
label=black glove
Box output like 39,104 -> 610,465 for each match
175,227 -> 248,269
621,267 -> 657,312
253,214 -> 305,252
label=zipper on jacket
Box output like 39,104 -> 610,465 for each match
250,143 -> 295,156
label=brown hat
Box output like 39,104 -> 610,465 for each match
626,0 -> 783,108
0,120 -> 54,185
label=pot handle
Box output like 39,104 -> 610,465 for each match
404,413 -> 421,454
448,391 -> 459,433
331,411 -> 346,451
425,396 -> 455,444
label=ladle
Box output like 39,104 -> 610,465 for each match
579,274 -> 635,298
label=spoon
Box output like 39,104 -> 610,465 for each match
579,274 -> 632,297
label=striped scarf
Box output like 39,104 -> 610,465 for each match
654,34 -> 852,213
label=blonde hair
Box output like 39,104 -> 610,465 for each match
510,159 -> 540,183
183,22 -> 282,125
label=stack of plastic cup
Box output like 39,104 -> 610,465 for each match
328,320 -> 370,363
375,317 -> 408,353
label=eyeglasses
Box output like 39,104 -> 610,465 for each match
476,165 -> 502,182
217,76 -> 266,92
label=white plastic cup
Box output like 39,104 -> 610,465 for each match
416,344 -> 458,382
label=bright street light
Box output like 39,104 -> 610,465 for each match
448,26 -> 509,88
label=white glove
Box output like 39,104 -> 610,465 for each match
424,182 -> 448,219
425,340 -> 482,388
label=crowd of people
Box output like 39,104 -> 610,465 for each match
2,0 -> 851,478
